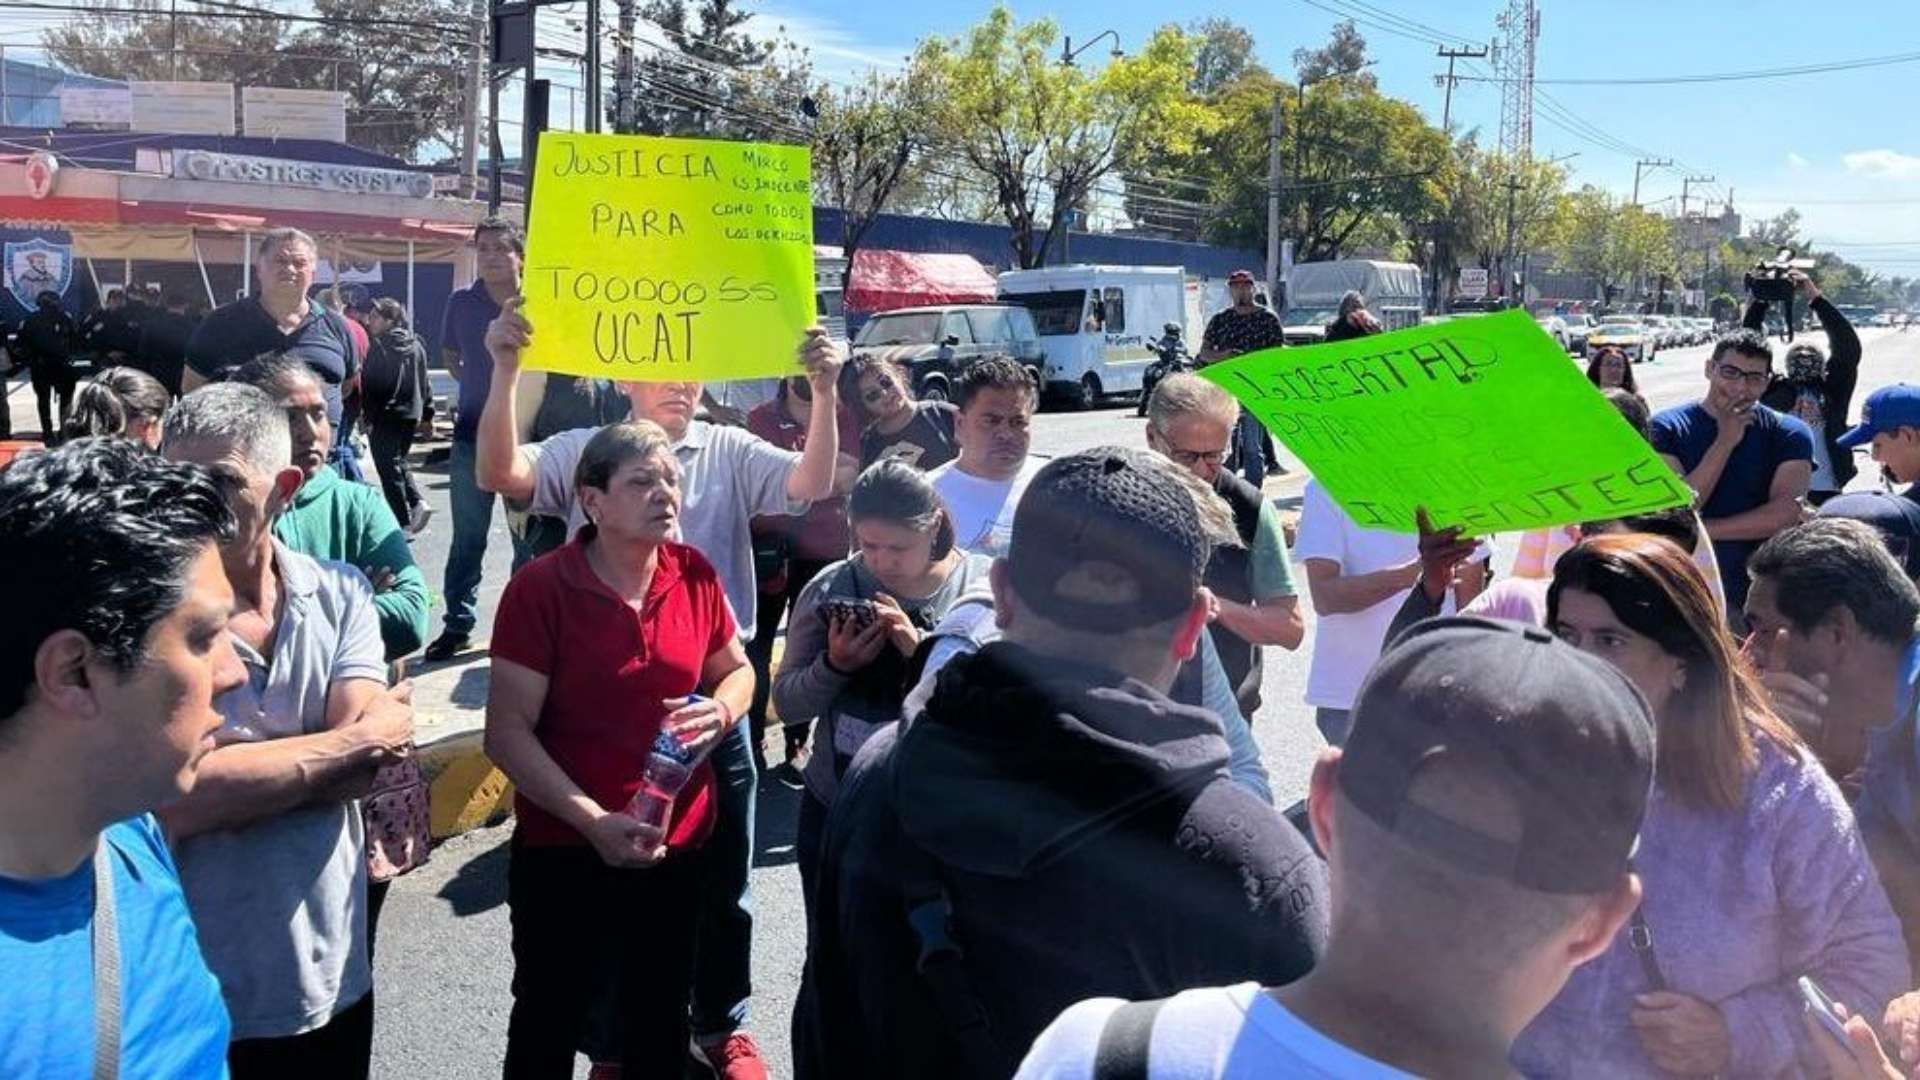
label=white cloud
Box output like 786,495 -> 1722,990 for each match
1786,151 -> 1809,169
1842,149 -> 1920,180
751,4 -> 914,81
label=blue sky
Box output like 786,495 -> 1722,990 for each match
754,0 -> 1920,277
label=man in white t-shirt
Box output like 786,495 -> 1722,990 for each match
928,357 -> 1044,557
1292,481 -> 1487,745
1017,618 -> 1654,1080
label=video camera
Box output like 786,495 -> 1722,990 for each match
1745,247 -> 1816,304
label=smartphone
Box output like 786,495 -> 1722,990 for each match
824,598 -> 877,629
1800,975 -> 1852,1047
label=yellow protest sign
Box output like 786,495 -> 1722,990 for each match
521,132 -> 815,381
1202,310 -> 1691,534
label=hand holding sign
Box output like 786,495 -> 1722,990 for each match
1203,310 -> 1690,534
521,132 -> 815,381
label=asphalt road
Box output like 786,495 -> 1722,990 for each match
372,327 -> 1918,1079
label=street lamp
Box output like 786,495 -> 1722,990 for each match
1061,30 -> 1122,66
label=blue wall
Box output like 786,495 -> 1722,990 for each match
814,207 -> 1261,277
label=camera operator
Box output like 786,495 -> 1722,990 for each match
1745,268 -> 1862,507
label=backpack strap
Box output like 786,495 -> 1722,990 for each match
1093,998 -> 1169,1080
91,840 -> 121,1080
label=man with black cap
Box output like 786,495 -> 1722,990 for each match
792,446 -> 1329,1080
1019,616 -> 1655,1079
1196,271 -> 1284,486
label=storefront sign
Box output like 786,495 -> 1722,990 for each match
175,149 -> 435,199
130,81 -> 235,135
242,87 -> 348,142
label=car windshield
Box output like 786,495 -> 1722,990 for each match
1001,290 -> 1087,336
853,312 -> 942,347
1287,307 -> 1340,327
1599,318 -> 1639,327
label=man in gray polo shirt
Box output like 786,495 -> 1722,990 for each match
476,296 -> 845,1078
159,383 -> 414,1079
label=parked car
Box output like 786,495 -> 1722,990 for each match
849,303 -> 1046,404
1562,313 -> 1599,356
1589,316 -> 1653,363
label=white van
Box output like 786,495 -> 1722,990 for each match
997,265 -> 1187,408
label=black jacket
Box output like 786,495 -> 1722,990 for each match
362,325 -> 430,422
792,642 -> 1328,1080
135,309 -> 194,396
1748,296 -> 1861,489
18,308 -> 74,373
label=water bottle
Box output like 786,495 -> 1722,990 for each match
625,713 -> 701,849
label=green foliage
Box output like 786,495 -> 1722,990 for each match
1555,186 -> 1677,301
915,8 -> 1212,268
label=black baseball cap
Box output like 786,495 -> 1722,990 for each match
1339,617 -> 1656,895
1819,491 -> 1920,578
1006,447 -> 1206,632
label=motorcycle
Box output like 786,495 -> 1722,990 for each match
1136,323 -> 1193,417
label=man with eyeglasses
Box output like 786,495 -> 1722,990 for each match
1651,328 -> 1814,617
1144,373 -> 1302,718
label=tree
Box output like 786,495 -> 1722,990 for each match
1747,209 -> 1804,250
916,9 -> 1213,268
810,62 -> 936,274
1429,141 -> 1567,301
1188,18 -> 1263,96
1283,77 -> 1447,260
42,0 -> 467,160
1557,186 -> 1676,305
627,0 -> 779,137
1292,20 -> 1375,89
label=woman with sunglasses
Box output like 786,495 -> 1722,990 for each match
1586,345 -> 1638,394
1512,533 -> 1907,1078
845,355 -> 960,471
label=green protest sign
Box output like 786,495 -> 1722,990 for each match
1201,310 -> 1691,534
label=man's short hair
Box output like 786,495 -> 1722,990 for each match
161,383 -> 294,478
255,226 -> 317,264
1750,519 -> 1920,645
1007,447 -> 1209,633
231,355 -> 321,403
474,215 -> 525,254
1709,328 -> 1773,370
1580,506 -> 1700,554
953,356 -> 1037,412
1604,388 -> 1651,441
1147,372 -> 1239,433
0,439 -> 234,721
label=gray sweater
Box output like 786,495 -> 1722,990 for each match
774,552 -> 994,804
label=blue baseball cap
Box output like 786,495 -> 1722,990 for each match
1838,384 -> 1920,449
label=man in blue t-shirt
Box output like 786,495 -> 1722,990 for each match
0,440 -> 245,1078
1650,328 -> 1814,615
425,216 -> 522,662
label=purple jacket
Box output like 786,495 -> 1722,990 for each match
1513,738 -> 1910,1078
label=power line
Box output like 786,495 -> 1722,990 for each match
0,0 -> 469,36
1455,47 -> 1920,86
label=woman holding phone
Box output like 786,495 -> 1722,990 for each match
1511,533 -> 1907,1078
772,459 -> 992,912
483,420 -> 753,1077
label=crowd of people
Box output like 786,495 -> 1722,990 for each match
12,213 -> 1920,1080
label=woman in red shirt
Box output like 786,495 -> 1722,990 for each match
485,419 -> 753,1078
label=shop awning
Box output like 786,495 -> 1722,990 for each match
844,249 -> 997,313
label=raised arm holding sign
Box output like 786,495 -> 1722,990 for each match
1202,310 -> 1691,535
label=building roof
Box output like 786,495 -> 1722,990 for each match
0,125 -> 420,173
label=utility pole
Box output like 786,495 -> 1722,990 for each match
1265,91 -> 1283,312
613,0 -> 638,133
585,0 -> 601,132
1435,44 -> 1487,133
1681,173 -> 1714,220
169,0 -> 179,80
1632,157 -> 1672,206
1502,175 -> 1520,304
460,0 -> 485,198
